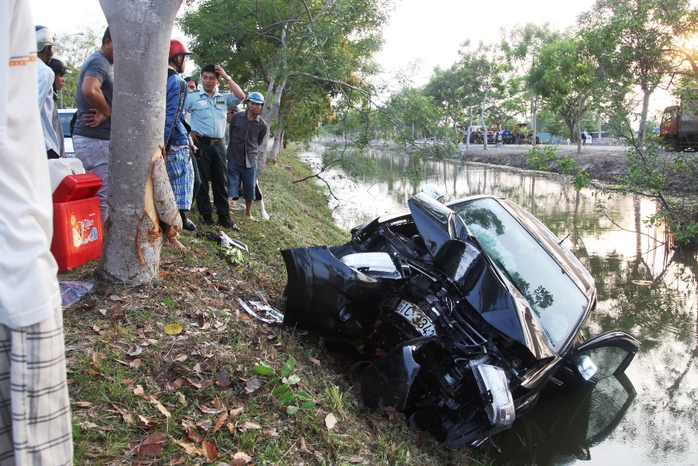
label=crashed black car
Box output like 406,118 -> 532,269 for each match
281,193 -> 639,448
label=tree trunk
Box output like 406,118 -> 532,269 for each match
638,85 -> 652,148
257,81 -> 284,173
481,85 -> 490,150
268,117 -> 284,164
98,0 -> 183,285
530,90 -> 538,146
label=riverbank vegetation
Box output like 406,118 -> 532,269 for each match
63,146 -> 489,465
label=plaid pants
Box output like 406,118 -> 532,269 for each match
165,145 -> 195,211
0,308 -> 72,465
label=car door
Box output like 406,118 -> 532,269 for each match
543,331 -> 640,396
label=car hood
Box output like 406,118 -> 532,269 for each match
409,192 -> 555,360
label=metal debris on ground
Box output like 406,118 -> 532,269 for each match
237,298 -> 283,324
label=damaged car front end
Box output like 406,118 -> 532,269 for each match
281,193 -> 639,448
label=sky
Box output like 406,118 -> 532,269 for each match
30,0 -> 678,112
30,0 -> 596,78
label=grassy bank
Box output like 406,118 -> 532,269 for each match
61,145 -> 487,465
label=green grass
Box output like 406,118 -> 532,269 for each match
61,144 -> 491,465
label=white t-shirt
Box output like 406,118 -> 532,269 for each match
0,0 -> 61,328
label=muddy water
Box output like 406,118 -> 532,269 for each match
301,144 -> 698,465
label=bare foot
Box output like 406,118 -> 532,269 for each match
167,236 -> 186,250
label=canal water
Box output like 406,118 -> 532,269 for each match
300,144 -> 698,466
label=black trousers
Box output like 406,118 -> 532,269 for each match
195,142 -> 229,218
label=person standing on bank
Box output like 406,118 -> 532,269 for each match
227,92 -> 268,220
48,57 -> 70,158
164,40 -> 196,246
73,27 -> 114,222
35,25 -> 61,159
1,1 -> 74,462
184,64 -> 244,230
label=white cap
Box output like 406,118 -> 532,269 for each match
36,26 -> 54,52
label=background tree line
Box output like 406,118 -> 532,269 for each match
65,0 -> 698,284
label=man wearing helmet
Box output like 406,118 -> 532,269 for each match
48,57 -> 70,157
163,40 -> 196,247
185,64 -> 245,230
227,92 -> 268,219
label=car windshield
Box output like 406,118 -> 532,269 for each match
451,197 -> 589,350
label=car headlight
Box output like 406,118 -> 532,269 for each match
472,362 -> 516,427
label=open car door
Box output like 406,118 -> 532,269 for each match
544,331 -> 640,396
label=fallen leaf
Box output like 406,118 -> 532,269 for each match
173,354 -> 188,362
244,377 -> 263,394
73,401 -> 92,408
137,432 -> 167,457
183,422 -> 204,442
215,369 -> 231,388
325,413 -> 337,430
298,437 -> 311,453
195,419 -> 212,431
126,345 -> 143,356
230,451 -> 252,465
172,438 -> 203,455
138,414 -> 160,427
308,356 -> 321,366
129,358 -> 141,369
238,421 -> 261,431
164,323 -> 183,335
109,294 -> 125,302
229,407 -> 244,418
164,378 -> 185,392
262,426 -> 279,438
347,457 -> 364,463
214,411 -> 228,433
133,385 -> 171,418
198,404 -> 223,415
201,441 -> 218,461
112,302 -> 124,319
92,352 -> 106,367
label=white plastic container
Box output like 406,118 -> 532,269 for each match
48,158 -> 85,193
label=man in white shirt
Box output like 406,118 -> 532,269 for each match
0,1 -> 73,463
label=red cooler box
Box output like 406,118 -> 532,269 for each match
51,174 -> 103,273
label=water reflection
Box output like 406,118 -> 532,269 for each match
301,144 -> 698,465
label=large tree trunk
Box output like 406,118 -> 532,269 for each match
258,81 -> 284,173
98,0 -> 183,285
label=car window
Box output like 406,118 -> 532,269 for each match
452,198 -> 589,350
59,112 -> 74,137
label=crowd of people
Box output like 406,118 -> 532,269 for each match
0,1 -> 273,461
36,25 -> 270,247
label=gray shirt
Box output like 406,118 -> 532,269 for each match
73,50 -> 113,140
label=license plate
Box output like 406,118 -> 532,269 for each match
395,300 -> 436,337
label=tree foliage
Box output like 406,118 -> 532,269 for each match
528,36 -> 600,151
579,0 -> 698,145
179,0 -> 393,165
53,29 -> 103,109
